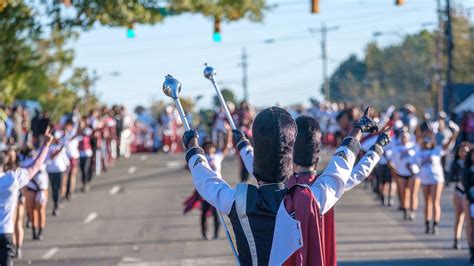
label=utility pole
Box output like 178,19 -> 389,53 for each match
320,24 -> 340,102
310,23 -> 339,101
242,47 -> 249,101
445,0 -> 454,113
435,0 -> 443,113
321,24 -> 329,101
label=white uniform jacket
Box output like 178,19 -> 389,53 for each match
185,137 -> 369,265
238,140 -> 381,193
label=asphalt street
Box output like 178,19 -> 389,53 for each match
16,153 -> 469,266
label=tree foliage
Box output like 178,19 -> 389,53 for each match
213,88 -> 236,108
327,11 -> 474,112
169,0 -> 265,21
0,0 -> 266,119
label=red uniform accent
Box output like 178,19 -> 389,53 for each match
78,135 -> 92,151
321,208 -> 337,266
283,178 -> 325,266
182,190 -> 213,217
183,190 -> 202,214
285,171 -> 337,266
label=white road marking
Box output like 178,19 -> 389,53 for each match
128,166 -> 137,174
83,212 -> 98,224
166,161 -> 182,168
121,257 -> 141,263
109,185 -> 121,195
140,155 -> 148,161
42,247 -> 59,259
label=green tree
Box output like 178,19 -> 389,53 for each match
213,88 -> 236,108
0,2 -> 45,104
0,0 -> 267,120
328,55 -> 366,103
327,11 -> 474,112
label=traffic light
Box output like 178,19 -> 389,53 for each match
311,0 -> 319,14
127,25 -> 135,39
395,0 -> 404,5
213,17 -> 222,42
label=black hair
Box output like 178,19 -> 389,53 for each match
336,109 -> 353,122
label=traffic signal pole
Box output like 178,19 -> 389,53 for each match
321,24 -> 329,101
435,0 -> 443,113
310,24 -> 339,101
445,0 -> 454,113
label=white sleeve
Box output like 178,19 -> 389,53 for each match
186,148 -> 235,215
13,168 -> 30,188
435,146 -> 446,157
311,137 -> 360,215
238,142 -> 254,174
214,152 -> 225,165
344,150 -> 380,192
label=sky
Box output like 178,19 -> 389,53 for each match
71,0 -> 467,110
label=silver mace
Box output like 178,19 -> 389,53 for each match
203,64 -> 237,130
162,75 -> 240,265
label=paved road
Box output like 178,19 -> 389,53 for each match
17,153 -> 470,265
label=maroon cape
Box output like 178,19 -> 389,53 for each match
183,190 -> 203,214
182,190 -> 214,217
284,171 -> 337,266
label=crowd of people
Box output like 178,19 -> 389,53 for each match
0,103 -> 135,264
0,97 -> 473,264
297,103 -> 473,261
177,100 -> 474,264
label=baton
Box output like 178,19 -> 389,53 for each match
203,64 -> 237,130
162,75 -> 240,265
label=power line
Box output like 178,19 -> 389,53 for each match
251,56 -> 320,86
75,6 -> 431,49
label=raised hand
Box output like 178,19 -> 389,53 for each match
182,129 -> 199,150
448,120 -> 460,133
375,128 -> 391,147
356,107 -> 379,133
43,127 -> 54,146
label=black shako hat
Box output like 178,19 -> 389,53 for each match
252,107 -> 297,183
293,115 -> 322,167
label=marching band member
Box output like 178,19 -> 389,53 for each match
450,142 -> 471,249
288,115 -> 390,266
182,106 -> 378,265
0,129 -> 52,265
411,121 -> 459,235
19,146 -> 49,241
387,130 -> 418,221
236,114 -> 390,265
183,134 -> 231,240
463,149 -> 474,263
